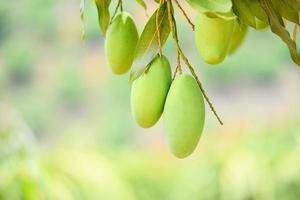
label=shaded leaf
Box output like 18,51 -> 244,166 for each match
232,0 -> 268,29
271,0 -> 299,25
247,0 -> 268,22
286,0 -> 300,11
259,0 -> 300,67
95,0 -> 111,36
186,0 -> 232,13
130,2 -> 170,82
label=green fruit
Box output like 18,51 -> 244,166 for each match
228,21 -> 248,54
105,12 -> 138,74
164,74 -> 205,158
131,55 -> 172,128
195,13 -> 234,64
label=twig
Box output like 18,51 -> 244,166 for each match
110,0 -> 121,23
173,0 -> 195,31
167,0 -> 223,125
119,0 -> 123,12
167,1 -> 182,73
172,6 -> 183,75
173,66 -> 178,80
176,50 -> 182,73
156,0 -> 163,57
173,52 -> 182,80
293,24 -> 298,42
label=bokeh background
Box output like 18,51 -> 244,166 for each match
1,0 -> 300,199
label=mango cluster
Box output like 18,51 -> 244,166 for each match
131,56 -> 205,158
104,12 -> 206,158
103,11 -> 253,158
195,12 -> 248,65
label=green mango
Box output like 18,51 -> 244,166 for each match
195,12 -> 234,64
163,74 -> 205,158
228,21 -> 248,54
131,55 -> 172,128
105,12 -> 138,74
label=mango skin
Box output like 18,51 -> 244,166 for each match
163,74 -> 205,158
228,21 -> 248,54
195,13 -> 234,65
131,56 -> 172,128
105,12 -> 138,74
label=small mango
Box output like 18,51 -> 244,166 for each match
195,13 -> 234,64
105,12 -> 138,74
131,55 -> 172,128
164,74 -> 205,158
228,21 -> 248,54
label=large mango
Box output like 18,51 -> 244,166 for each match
131,56 -> 172,128
105,12 -> 138,74
228,21 -> 248,54
195,13 -> 234,64
164,74 -> 205,158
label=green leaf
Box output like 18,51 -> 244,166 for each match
271,0 -> 299,25
259,0 -> 300,67
233,0 -> 268,29
186,0 -> 232,13
286,0 -> 300,11
247,0 -> 268,22
95,0 -> 111,36
129,2 -> 170,82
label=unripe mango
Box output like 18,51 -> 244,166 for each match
195,13 -> 234,64
131,55 -> 172,128
105,12 -> 138,74
228,21 -> 248,54
164,74 -> 205,158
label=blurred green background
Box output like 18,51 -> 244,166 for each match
1,1 -> 300,199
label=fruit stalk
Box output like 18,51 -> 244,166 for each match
167,0 -> 223,125
111,0 -> 123,23
293,24 -> 298,42
173,0 -> 194,31
119,0 -> 123,12
156,0 -> 164,57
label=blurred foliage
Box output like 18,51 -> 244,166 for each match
0,2 -> 9,43
3,40 -> 34,86
1,106 -> 300,199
